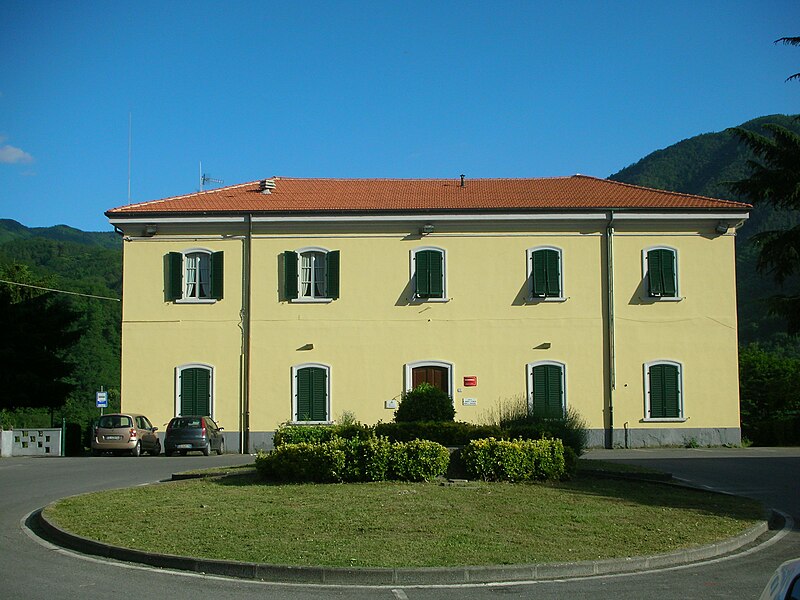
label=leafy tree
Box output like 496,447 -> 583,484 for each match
739,343 -> 800,423
0,264 -> 83,413
730,122 -> 800,333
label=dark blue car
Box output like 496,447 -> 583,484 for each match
164,416 -> 225,456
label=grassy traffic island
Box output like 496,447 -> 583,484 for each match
42,462 -> 764,569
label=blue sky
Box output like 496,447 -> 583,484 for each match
0,1 -> 797,232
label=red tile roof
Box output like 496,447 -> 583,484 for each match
106,175 -> 751,217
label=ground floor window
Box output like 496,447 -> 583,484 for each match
645,361 -> 682,419
292,363 -> 330,422
177,364 -> 212,416
405,360 -> 453,395
527,361 -> 566,418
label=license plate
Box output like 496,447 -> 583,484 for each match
105,435 -> 122,440
177,444 -> 192,449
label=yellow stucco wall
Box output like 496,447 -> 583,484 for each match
118,218 -> 740,447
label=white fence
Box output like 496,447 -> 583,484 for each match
0,429 -> 63,457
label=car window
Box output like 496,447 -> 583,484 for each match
141,417 -> 153,429
98,415 -> 132,429
788,575 -> 800,600
205,418 -> 217,431
171,418 -> 202,429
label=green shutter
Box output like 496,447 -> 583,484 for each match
415,250 -> 443,298
283,251 -> 298,300
649,364 -> 679,418
648,249 -> 677,297
532,364 -> 564,418
210,251 -> 224,300
167,252 -> 183,300
545,250 -> 560,296
532,251 -> 546,297
296,367 -> 327,422
181,367 -> 210,415
531,249 -> 560,298
326,250 -> 340,299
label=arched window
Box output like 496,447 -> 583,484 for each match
292,363 -> 331,423
643,247 -> 679,299
411,247 -> 447,300
527,361 -> 566,418
175,364 -> 213,417
644,360 -> 683,419
283,248 -> 340,301
527,246 -> 564,300
404,360 -> 453,395
166,249 -> 224,302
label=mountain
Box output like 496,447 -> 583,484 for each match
610,114 -> 800,345
0,219 -> 120,248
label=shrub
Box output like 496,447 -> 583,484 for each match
461,437 -> 565,482
375,421 -> 504,445
497,400 -> 588,456
394,383 -> 456,423
390,439 -> 450,481
255,441 -> 346,483
273,422 -> 373,447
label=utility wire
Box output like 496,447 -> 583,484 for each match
0,279 -> 120,302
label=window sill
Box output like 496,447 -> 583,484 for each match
411,297 -> 450,303
527,296 -> 567,303
291,298 -> 334,304
643,296 -> 683,302
290,421 -> 334,425
175,298 -> 217,304
641,417 -> 687,423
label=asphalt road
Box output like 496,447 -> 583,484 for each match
1,448 -> 798,600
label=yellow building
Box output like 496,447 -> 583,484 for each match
106,176 -> 750,451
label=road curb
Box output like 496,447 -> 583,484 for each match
35,507 -> 775,585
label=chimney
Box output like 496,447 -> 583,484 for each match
259,179 -> 276,194
460,174 -> 465,187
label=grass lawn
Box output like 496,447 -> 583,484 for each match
44,467 -> 764,568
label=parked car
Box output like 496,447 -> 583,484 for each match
164,416 -> 225,456
759,558 -> 800,600
91,413 -> 161,456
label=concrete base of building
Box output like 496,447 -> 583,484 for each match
586,427 -> 742,449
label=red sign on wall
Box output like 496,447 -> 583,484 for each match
463,376 -> 478,387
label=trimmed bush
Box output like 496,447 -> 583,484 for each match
461,437 -> 565,482
256,436 -> 448,483
375,421 -> 504,446
394,383 -> 455,423
273,422 -> 372,447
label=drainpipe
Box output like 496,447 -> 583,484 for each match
606,211 -> 616,449
241,214 -> 253,454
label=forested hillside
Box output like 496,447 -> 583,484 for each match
0,220 -> 122,428
610,114 -> 800,347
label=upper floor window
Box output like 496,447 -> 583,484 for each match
644,247 -> 678,299
645,360 -> 683,420
527,361 -> 567,418
527,247 -> 563,300
167,250 -> 224,302
292,363 -> 331,423
283,248 -> 340,302
412,247 -> 446,300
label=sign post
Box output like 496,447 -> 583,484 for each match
96,388 -> 108,415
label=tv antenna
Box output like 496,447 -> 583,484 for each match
199,160 -> 223,191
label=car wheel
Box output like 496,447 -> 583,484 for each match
131,441 -> 141,457
216,439 -> 225,455
202,441 -> 211,456
150,441 -> 161,456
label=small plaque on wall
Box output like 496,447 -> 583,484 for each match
462,398 -> 477,406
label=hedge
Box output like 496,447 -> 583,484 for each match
374,421 -> 504,446
461,437 -> 566,482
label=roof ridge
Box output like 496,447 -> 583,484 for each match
106,180 -> 257,212
595,176 -> 752,208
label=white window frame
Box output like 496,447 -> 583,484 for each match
410,246 -> 448,302
526,246 -> 566,302
291,362 -> 332,424
174,363 -> 215,419
176,248 -> 216,304
643,359 -> 686,422
526,360 -> 567,416
642,246 -> 681,301
404,360 -> 455,395
292,246 -> 334,304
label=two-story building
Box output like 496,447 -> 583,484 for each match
106,175 -> 750,451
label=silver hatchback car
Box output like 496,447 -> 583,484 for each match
91,413 -> 161,456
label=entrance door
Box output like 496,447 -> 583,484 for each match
411,365 -> 449,395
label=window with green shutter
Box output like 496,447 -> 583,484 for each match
529,362 -> 565,418
179,366 -> 211,416
166,250 -> 224,302
646,248 -> 677,298
414,248 -> 445,299
529,247 -> 562,299
647,362 -> 681,419
294,365 -> 329,422
283,249 -> 340,301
